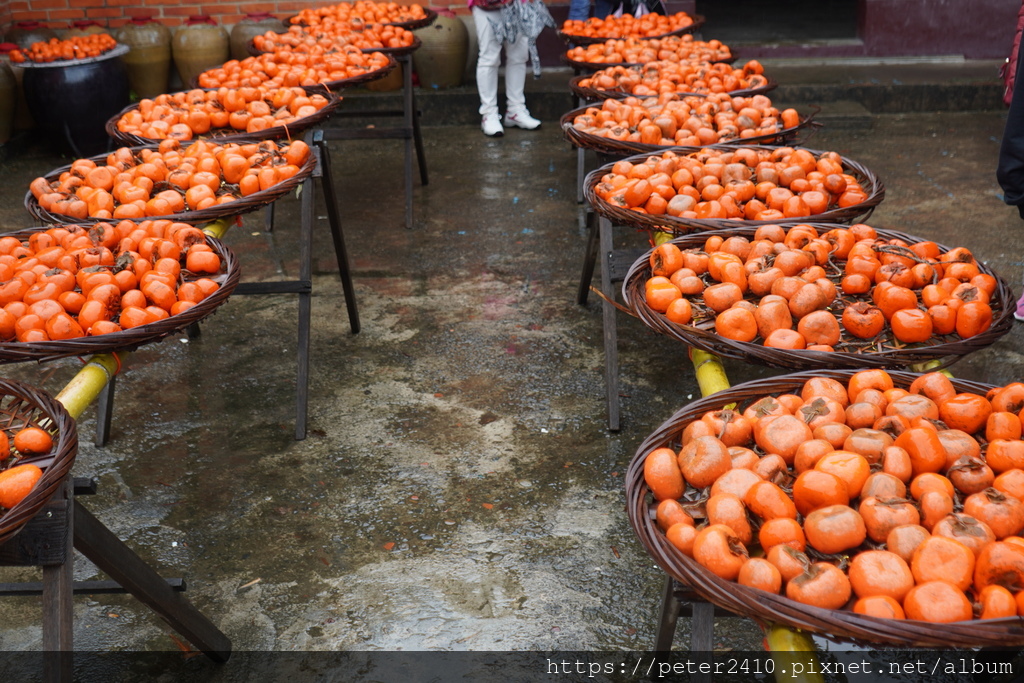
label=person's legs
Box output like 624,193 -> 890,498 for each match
593,0 -> 616,19
568,0 -> 591,21
472,6 -> 504,134
501,33 -> 539,128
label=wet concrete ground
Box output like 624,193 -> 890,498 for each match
0,67 -> 1021,681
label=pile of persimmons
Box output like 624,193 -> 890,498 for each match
251,22 -> 416,54
0,424 -> 58,512
643,222 -> 995,349
594,147 -> 871,221
8,33 -> 117,63
288,1 -> 429,27
577,59 -> 768,97
645,369 -> 1024,623
112,86 -> 335,142
561,11 -> 697,41
569,93 -> 800,146
567,35 -> 734,66
0,218 -> 225,342
28,138 -> 311,221
197,47 -> 390,90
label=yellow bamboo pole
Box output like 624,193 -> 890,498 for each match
689,349 -> 824,683
200,218 -> 233,240
54,353 -> 121,421
52,219 -> 232,421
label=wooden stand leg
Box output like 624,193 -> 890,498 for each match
42,480 -> 74,683
598,215 -> 620,432
654,575 -> 680,653
294,170 -> 315,442
312,132 -> 360,334
93,375 -> 115,448
400,53 -> 415,230
576,209 -> 598,306
577,146 -> 586,205
73,501 -> 231,661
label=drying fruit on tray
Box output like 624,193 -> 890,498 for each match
112,87 -> 336,141
29,138 -> 312,220
251,23 -> 416,53
576,59 -> 768,97
644,369 -> 1024,622
197,47 -> 391,89
593,147 -> 870,220
8,33 -> 117,63
566,35 -> 734,66
638,223 -> 999,351
561,11 -> 697,41
0,219 -> 228,340
568,93 -> 801,146
289,1 -> 429,27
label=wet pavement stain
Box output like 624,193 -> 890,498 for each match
0,107 -> 1020,679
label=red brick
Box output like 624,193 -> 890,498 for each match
201,4 -> 239,15
13,11 -> 48,20
219,13 -> 245,23
47,10 -> 85,20
238,3 -> 276,14
29,0 -> 68,10
105,0 -> 139,6
10,2 -> 29,11
162,6 -> 202,17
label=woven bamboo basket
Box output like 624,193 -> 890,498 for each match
620,224 -> 1014,370
0,226 -> 240,363
285,7 -> 436,30
302,54 -> 399,94
626,368 -> 1024,647
562,50 -> 738,73
0,378 -> 77,547
584,145 -> 885,234
568,72 -> 772,102
188,54 -> 397,94
104,88 -> 344,147
24,142 -> 317,227
556,15 -> 706,46
561,103 -> 816,157
246,35 -> 421,58
386,7 -> 436,30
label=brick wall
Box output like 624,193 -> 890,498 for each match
0,0 -> 490,38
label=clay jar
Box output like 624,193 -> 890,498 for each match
413,11 -> 469,89
0,57 -> 15,144
172,15 -> 229,89
21,47 -> 129,156
0,42 -> 32,131
3,21 -> 58,50
230,13 -> 286,61
115,17 -> 172,99
65,20 -> 110,38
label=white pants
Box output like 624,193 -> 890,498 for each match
472,6 -> 529,118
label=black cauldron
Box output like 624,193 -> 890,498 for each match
21,45 -> 129,157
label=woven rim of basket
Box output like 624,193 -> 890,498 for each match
619,223 -> 1014,371
0,225 -> 240,362
104,88 -> 344,147
556,14 -> 706,45
24,141 -> 317,227
300,54 -> 399,94
626,368 -> 1024,648
0,377 -> 78,547
285,7 -> 437,30
561,49 -> 739,72
567,72 -> 774,102
246,34 -> 421,58
560,102 -> 814,156
583,144 -> 886,233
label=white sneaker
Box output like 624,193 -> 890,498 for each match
482,114 -> 504,137
503,110 -> 541,130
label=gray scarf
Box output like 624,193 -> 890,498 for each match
482,0 -> 556,77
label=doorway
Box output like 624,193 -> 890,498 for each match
695,0 -> 859,45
